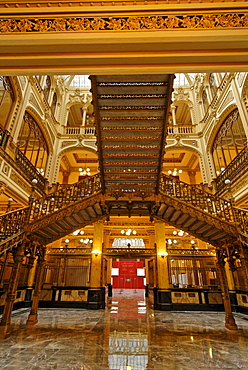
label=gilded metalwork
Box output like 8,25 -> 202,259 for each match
102,126 -> 162,131
101,116 -> 163,121
100,106 -> 166,110
97,82 -> 168,86
98,94 -> 167,99
0,14 -> 248,33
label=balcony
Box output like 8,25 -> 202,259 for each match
167,125 -> 196,135
63,125 -> 96,136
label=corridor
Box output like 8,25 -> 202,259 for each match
1,290 -> 248,369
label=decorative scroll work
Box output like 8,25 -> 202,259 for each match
0,14 -> 248,33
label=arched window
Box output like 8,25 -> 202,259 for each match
17,112 -> 49,174
43,76 -> 51,101
51,92 -> 57,115
202,90 -> 209,114
0,76 -> 14,130
212,109 -> 247,176
209,73 -> 217,98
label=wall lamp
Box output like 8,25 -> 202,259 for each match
91,249 -> 102,257
158,251 -> 168,258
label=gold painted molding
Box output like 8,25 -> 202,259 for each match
0,13 -> 248,33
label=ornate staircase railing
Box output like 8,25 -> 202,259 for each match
160,174 -> 248,233
0,207 -> 29,243
28,174 -> 102,222
0,174 -> 102,247
214,146 -> 248,194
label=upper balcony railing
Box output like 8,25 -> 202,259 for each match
63,125 -> 96,136
167,125 -> 196,135
214,146 -> 248,195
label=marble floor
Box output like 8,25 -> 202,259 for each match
1,289 -> 248,369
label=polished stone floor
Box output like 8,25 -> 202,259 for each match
1,289 -> 248,369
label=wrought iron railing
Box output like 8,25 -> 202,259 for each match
16,148 -> 47,193
0,174 -> 102,244
214,147 -> 248,194
160,174 -> 248,235
160,173 -> 235,222
0,207 -> 29,243
28,174 -> 101,221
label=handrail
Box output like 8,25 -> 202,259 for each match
160,173 -> 236,223
28,173 -> 101,222
0,174 -> 102,243
214,147 -> 248,194
0,207 -> 29,242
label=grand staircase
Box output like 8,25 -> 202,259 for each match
90,75 -> 173,196
0,174 -> 107,252
155,174 -> 243,245
0,74 -> 248,252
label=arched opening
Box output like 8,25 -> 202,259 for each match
162,149 -> 202,184
58,148 -> 99,184
212,108 -> 247,176
0,76 -> 15,131
17,111 -> 49,175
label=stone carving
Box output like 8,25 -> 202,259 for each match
0,14 -> 248,33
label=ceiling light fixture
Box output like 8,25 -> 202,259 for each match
79,154 -> 91,176
167,153 -> 182,176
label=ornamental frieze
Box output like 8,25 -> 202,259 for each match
0,13 -> 248,33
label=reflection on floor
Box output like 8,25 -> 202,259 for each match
1,288 -> 248,369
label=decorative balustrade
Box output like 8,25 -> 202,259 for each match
0,174 -> 101,244
160,174 -> 235,222
15,148 -> 47,193
160,174 -> 248,233
167,125 -> 195,135
214,147 -> 248,194
63,125 -> 96,136
29,174 -> 101,221
0,207 -> 29,243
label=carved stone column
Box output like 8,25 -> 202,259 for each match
82,106 -> 88,126
0,243 -> 24,339
216,248 -> 237,330
26,246 -> 46,325
171,105 -> 177,125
